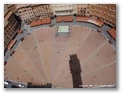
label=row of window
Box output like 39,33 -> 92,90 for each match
89,9 -> 115,19
23,13 -> 52,22
20,12 -> 34,17
38,9 -> 51,13
4,39 -> 10,46
90,12 -> 114,19
19,8 -> 52,19
91,4 -> 116,11
4,32 -> 12,40
8,15 -> 16,23
34,5 -> 50,9
78,7 -> 86,10
22,15 -> 35,20
18,5 -> 50,13
88,6 -> 116,20
90,6 -> 115,15
18,8 -> 32,13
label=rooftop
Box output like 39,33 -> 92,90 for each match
4,20 -> 8,28
4,10 -> 12,20
7,4 -> 15,8
16,4 -> 31,9
108,28 -> 116,40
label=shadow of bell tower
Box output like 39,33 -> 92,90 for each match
69,54 -> 83,88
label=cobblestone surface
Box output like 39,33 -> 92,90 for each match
4,18 -> 116,87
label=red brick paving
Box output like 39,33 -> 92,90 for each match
4,25 -> 116,88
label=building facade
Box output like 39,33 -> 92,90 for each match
4,10 -> 21,50
52,4 -> 76,16
87,4 -> 116,27
16,4 -> 53,25
16,4 -> 35,25
16,4 -> 116,27
31,4 -> 53,19
76,4 -> 89,16
75,4 -> 116,27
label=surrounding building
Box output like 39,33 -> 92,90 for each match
76,4 -> 116,27
4,4 -> 17,13
76,4 -> 89,16
4,10 -> 21,51
15,4 -> 116,27
87,4 -> 116,27
31,4 -> 53,19
16,4 -> 35,25
52,4 -> 76,16
16,4 -> 53,25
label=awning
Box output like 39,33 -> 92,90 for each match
7,39 -> 16,50
107,28 -> 116,40
18,30 -> 23,34
87,18 -> 104,27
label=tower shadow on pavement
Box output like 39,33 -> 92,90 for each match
69,54 -> 83,88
